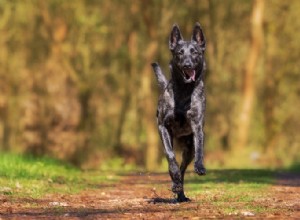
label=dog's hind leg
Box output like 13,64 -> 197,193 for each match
151,62 -> 168,90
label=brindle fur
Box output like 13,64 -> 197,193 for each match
152,23 -> 206,202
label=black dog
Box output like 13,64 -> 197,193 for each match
152,23 -> 206,202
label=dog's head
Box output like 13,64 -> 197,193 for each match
169,23 -> 206,83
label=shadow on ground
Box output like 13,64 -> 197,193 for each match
119,169 -> 295,186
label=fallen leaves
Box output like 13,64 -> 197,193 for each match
241,211 -> 255,216
0,187 -> 12,195
49,201 -> 69,207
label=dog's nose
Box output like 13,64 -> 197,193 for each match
183,64 -> 192,69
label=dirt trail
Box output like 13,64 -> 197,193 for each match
267,172 -> 300,219
0,172 -> 299,219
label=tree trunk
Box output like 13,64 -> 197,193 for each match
207,0 -> 218,74
114,32 -> 137,152
141,41 -> 159,171
264,19 -> 278,153
235,0 -> 264,149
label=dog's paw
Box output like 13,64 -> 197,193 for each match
171,183 -> 183,193
194,165 -> 206,176
177,196 -> 191,203
177,192 -> 191,203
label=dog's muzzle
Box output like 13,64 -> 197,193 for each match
182,69 -> 196,83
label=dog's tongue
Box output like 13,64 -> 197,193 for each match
185,69 -> 196,81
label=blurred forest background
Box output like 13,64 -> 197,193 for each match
0,0 -> 299,170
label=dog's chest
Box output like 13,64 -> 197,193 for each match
169,98 -> 193,137
159,82 -> 204,137
171,113 -> 192,137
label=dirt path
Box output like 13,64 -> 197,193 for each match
0,172 -> 299,219
267,172 -> 300,219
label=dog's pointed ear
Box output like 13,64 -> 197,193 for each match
192,22 -> 206,50
169,24 -> 183,51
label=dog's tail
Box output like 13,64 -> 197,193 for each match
151,62 -> 168,90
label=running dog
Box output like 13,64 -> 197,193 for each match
152,23 -> 206,202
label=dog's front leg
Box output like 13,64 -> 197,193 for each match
192,122 -> 206,176
158,125 -> 183,194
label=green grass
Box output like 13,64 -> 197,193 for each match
100,157 -> 142,172
0,153 -> 116,198
185,169 -> 276,215
289,162 -> 300,172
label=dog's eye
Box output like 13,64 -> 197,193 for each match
191,49 -> 198,55
177,50 -> 184,56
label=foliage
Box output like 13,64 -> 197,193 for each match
0,0 -> 299,169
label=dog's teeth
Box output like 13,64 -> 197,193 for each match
184,70 -> 196,81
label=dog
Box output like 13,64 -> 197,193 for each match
151,23 -> 206,202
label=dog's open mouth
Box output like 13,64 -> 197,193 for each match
183,69 -> 196,82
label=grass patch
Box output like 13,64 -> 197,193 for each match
288,162 -> 300,172
0,153 -> 116,198
185,169 -> 275,215
99,157 -> 142,172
